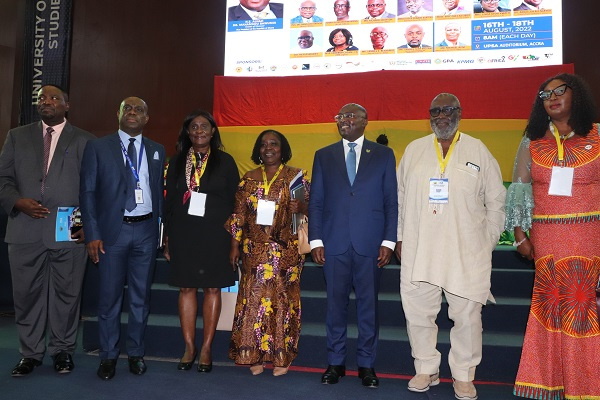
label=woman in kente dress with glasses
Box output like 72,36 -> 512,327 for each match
506,73 -> 600,400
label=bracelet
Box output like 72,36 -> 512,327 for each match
513,237 -> 527,247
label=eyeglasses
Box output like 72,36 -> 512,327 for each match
298,36 -> 313,40
429,106 -> 461,117
189,123 -> 211,132
481,0 -> 499,3
370,32 -> 388,37
333,4 -> 348,9
367,3 -> 385,7
538,83 -> 570,101
300,6 -> 316,10
334,112 -> 365,121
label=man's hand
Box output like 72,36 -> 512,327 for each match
71,228 -> 85,244
394,241 -> 402,264
14,198 -> 50,219
377,246 -> 393,268
311,246 -> 325,265
163,236 -> 170,262
86,240 -> 105,264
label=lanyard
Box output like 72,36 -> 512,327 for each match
549,123 -> 573,166
261,164 -> 284,196
434,131 -> 460,176
119,138 -> 145,184
192,149 -> 210,188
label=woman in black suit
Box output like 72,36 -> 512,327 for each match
164,110 -> 239,372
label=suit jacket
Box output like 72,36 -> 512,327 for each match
79,132 -> 165,246
514,3 -> 533,10
365,11 -> 396,19
290,14 -> 324,23
0,121 -> 94,249
228,3 -> 284,20
308,139 -> 397,257
398,44 -> 432,48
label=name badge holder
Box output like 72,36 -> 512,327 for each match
430,132 -> 460,214
120,139 -> 145,204
548,123 -> 574,197
189,191 -> 207,216
256,164 -> 284,226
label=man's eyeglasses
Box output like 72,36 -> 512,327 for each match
481,0 -> 499,3
429,106 -> 461,117
333,4 -> 349,9
334,112 -> 365,121
300,6 -> 316,10
298,36 -> 313,40
370,32 -> 388,38
538,83 -> 570,101
367,3 -> 385,8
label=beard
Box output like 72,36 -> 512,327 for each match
431,118 -> 459,140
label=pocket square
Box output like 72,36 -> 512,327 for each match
153,151 -> 160,160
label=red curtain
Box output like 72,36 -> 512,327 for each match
214,64 -> 574,127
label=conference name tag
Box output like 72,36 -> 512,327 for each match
548,166 -> 573,196
256,199 -> 276,225
188,192 -> 207,216
135,189 -> 144,204
429,178 -> 449,204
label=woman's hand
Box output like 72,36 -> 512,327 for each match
163,236 -> 170,262
229,238 -> 240,271
516,237 -> 534,260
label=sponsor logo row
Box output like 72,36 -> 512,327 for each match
234,53 -> 553,73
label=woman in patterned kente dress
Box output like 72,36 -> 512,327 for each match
225,130 -> 310,377
506,73 -> 600,400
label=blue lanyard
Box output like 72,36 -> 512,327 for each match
119,138 -> 145,184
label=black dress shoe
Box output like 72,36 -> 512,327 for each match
358,367 -> 379,388
177,350 -> 198,371
53,351 -> 74,374
197,362 -> 213,373
321,365 -> 346,384
97,359 -> 117,380
128,356 -> 147,375
11,358 -> 42,377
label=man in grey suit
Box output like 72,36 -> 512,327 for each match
80,96 -> 165,380
0,84 -> 94,376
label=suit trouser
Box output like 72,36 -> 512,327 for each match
323,246 -> 381,368
9,241 -> 87,360
97,218 -> 157,360
401,282 -> 483,382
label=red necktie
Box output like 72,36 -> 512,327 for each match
41,126 -> 53,198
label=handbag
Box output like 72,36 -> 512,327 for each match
297,217 -> 311,255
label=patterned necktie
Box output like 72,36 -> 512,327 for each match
41,127 -> 53,198
125,138 -> 137,211
346,142 -> 357,185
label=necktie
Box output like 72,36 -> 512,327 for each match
125,138 -> 137,211
41,127 -> 53,198
346,142 -> 357,185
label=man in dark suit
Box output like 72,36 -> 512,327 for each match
398,23 -> 432,49
514,0 -> 543,11
80,97 -> 165,380
228,0 -> 284,20
0,84 -> 94,377
308,103 -> 397,388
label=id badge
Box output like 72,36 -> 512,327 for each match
256,199 -> 276,226
188,191 -> 207,217
429,178 -> 449,204
548,166 -> 574,196
135,188 -> 144,204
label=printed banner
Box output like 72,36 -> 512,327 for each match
19,0 -> 73,125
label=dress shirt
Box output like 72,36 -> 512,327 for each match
118,130 -> 152,216
42,119 -> 67,173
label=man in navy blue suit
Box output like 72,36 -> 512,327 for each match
228,0 -> 284,20
308,103 -> 398,388
80,97 -> 165,380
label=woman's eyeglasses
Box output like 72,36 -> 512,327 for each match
538,83 -> 570,101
